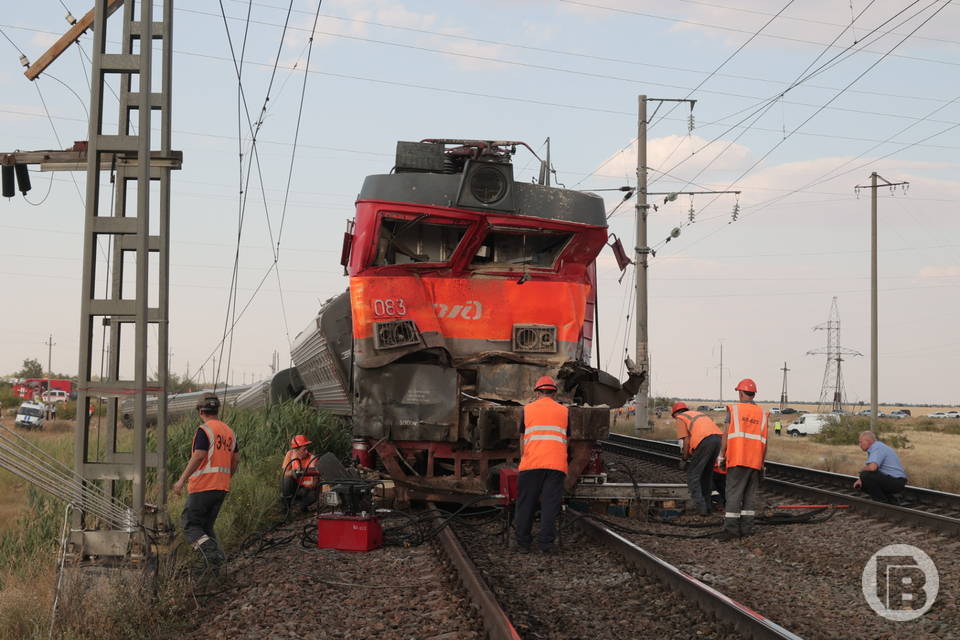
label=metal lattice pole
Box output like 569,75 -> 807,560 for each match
73,0 -> 173,549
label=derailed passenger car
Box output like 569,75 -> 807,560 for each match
292,140 -> 641,499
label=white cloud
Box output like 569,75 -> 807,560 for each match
595,134 -> 752,180
919,266 -> 960,278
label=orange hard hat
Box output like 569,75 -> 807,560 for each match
671,401 -> 688,415
735,378 -> 757,394
534,376 -> 558,392
290,434 -> 312,449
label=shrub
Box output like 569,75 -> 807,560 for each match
814,416 -> 911,448
910,419 -> 960,436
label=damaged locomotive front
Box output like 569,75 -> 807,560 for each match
293,139 -> 642,500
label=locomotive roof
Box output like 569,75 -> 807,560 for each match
358,172 -> 607,228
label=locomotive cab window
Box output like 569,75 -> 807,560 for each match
374,215 -> 467,265
471,228 -> 572,268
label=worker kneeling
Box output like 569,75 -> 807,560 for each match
282,435 -> 319,512
515,376 -> 569,554
672,402 -> 722,516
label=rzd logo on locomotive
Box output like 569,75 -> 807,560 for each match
434,301 -> 483,320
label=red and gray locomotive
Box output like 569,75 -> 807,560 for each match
290,139 -> 641,500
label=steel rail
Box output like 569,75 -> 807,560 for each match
430,503 -> 522,640
569,508 -> 802,640
603,433 -> 960,536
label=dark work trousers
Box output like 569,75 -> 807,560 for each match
712,471 -> 727,508
515,469 -> 565,551
859,470 -> 907,503
724,466 -> 760,536
181,489 -> 227,547
686,434 -> 721,514
281,477 -> 318,512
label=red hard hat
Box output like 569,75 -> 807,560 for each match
290,434 -> 312,449
534,376 -> 558,392
671,401 -> 688,415
735,378 -> 757,394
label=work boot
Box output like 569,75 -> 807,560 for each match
517,544 -> 531,554
718,516 -> 740,541
740,515 -> 755,537
196,536 -> 225,566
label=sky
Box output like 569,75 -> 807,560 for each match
0,0 -> 958,405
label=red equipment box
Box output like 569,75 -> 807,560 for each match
317,514 -> 383,552
499,467 -> 519,505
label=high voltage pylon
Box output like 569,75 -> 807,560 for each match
807,297 -> 861,412
779,361 -> 789,411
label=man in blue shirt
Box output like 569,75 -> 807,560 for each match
853,430 -> 907,503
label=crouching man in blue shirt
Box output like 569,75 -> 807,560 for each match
853,430 -> 907,504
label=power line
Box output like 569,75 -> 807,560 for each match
556,0 -> 960,68
656,0 -> 952,252
193,5 -> 960,129
0,24 -> 26,57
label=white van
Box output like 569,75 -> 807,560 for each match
787,413 -> 838,437
41,389 -> 69,403
15,402 -> 47,430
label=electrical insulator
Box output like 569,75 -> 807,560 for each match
731,202 -> 741,222
19,54 -> 29,68
14,163 -> 31,195
688,206 -> 695,223
687,112 -> 695,133
2,165 -> 15,198
65,11 -> 77,25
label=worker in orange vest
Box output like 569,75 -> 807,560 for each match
281,434 -> 319,512
717,379 -> 768,540
172,394 -> 238,565
515,375 -> 569,554
672,401 -> 723,515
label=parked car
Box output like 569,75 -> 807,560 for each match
769,407 -> 782,415
856,409 -> 871,416
711,405 -> 726,412
696,405 -> 711,412
946,411 -> 960,419
787,413 -> 839,437
40,389 -> 69,403
780,407 -> 797,414
928,412 -> 948,418
15,401 -> 46,430
889,410 -> 910,419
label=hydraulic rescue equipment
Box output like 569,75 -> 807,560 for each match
316,479 -> 384,552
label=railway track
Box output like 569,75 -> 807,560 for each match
446,507 -> 801,639
603,433 -> 960,536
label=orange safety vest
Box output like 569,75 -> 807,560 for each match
283,450 -> 319,489
519,396 -> 569,474
675,411 -> 722,451
725,403 -> 767,470
188,419 -> 236,493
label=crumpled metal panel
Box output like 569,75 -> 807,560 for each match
558,361 -> 645,408
354,364 -> 458,441
475,363 -> 546,403
568,406 -> 610,440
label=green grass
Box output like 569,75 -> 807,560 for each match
1,401 -> 349,640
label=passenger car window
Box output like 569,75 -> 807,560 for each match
471,228 -> 572,268
374,216 -> 467,265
